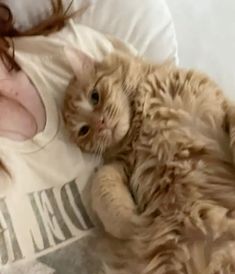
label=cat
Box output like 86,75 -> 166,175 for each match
63,47 -> 235,274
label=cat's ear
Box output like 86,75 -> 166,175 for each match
64,47 -> 96,84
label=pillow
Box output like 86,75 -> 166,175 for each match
6,0 -> 178,64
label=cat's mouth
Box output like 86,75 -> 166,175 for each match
99,122 -> 117,139
97,120 -> 122,146
104,124 -> 117,138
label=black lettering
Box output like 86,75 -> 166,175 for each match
29,193 -> 51,253
0,198 -> 23,264
39,189 -> 73,244
61,181 -> 93,230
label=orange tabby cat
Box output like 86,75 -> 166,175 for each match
63,48 -> 235,274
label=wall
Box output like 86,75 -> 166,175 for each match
166,0 -> 235,99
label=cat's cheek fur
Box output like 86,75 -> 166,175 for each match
112,98 -> 131,144
113,118 -> 130,144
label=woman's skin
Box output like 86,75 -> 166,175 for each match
0,59 -> 46,141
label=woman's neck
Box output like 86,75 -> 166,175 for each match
0,60 -> 46,141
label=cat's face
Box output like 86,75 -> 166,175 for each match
63,50 -> 136,154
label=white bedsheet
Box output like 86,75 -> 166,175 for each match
6,0 -> 178,64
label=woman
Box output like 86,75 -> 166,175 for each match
0,0 -> 177,273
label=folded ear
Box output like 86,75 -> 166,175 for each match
64,47 -> 96,87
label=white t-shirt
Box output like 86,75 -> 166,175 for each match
0,19 -> 114,274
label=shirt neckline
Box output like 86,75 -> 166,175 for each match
0,55 -> 60,154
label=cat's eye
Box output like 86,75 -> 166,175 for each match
78,125 -> 90,137
90,89 -> 100,106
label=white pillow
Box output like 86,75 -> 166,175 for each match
6,0 -> 178,64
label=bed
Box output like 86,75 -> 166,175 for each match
2,0 -> 178,273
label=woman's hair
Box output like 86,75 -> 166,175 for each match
0,0 -> 79,71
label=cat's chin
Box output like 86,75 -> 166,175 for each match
95,121 -> 129,152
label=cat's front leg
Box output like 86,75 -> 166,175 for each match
91,163 -> 137,239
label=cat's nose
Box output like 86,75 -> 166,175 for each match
96,117 -> 106,132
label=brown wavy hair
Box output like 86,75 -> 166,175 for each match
0,0 -> 81,71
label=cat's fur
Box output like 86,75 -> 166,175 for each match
63,49 -> 235,274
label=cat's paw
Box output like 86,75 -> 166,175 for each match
106,214 -> 152,240
102,214 -> 136,240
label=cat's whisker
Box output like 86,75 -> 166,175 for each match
94,145 -> 100,156
108,105 -> 118,121
95,139 -> 105,156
